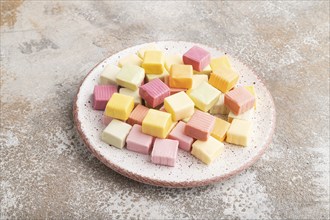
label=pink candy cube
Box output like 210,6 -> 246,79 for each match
168,121 -> 194,151
93,85 -> 117,110
126,124 -> 154,154
183,46 -> 211,72
185,110 -> 215,141
139,78 -> 170,108
127,104 -> 149,126
151,138 -> 179,167
224,87 -> 255,115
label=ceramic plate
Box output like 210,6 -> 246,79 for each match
73,41 -> 276,188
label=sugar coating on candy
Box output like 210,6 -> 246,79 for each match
101,119 -> 132,149
209,67 -> 239,93
137,43 -> 158,59
99,64 -> 121,85
228,108 -> 254,123
93,85 -> 117,110
165,54 -> 183,72
224,87 -> 255,115
139,78 -> 170,108
104,93 -> 134,121
191,136 -> 225,165
127,104 -> 149,126
142,109 -> 172,138
185,110 -> 215,141
164,91 -> 195,121
183,46 -> 211,72
210,55 -> 231,72
119,87 -> 142,106
126,124 -> 154,155
116,65 -> 145,91
187,81 -> 220,112
118,54 -> 142,67
169,64 -> 193,89
168,121 -> 194,151
151,138 -> 179,167
226,119 -> 252,147
210,93 -> 230,115
211,117 -> 231,142
142,50 -> 165,74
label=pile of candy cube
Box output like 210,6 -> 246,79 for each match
92,43 -> 256,166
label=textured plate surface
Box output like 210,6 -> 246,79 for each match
73,41 -> 276,188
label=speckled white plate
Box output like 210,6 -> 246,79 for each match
73,41 -> 276,188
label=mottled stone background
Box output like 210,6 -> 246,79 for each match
0,1 -> 329,219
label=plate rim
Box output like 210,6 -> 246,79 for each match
73,41 -> 276,188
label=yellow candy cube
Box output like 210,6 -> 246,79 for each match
211,117 -> 231,142
191,136 -> 225,165
99,64 -> 121,85
142,50 -> 165,74
165,54 -> 183,72
191,74 -> 208,89
101,119 -> 132,149
209,67 -> 239,93
164,91 -> 195,121
169,64 -> 193,89
119,87 -> 142,106
137,43 -> 158,59
210,55 -> 231,72
188,82 -> 220,112
142,109 -> 172,138
116,65 -> 145,91
244,85 -> 257,109
226,119 -> 252,147
118,54 -> 143,67
105,93 -> 134,121
193,65 -> 212,75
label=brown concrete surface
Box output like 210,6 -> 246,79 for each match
1,1 -> 329,219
